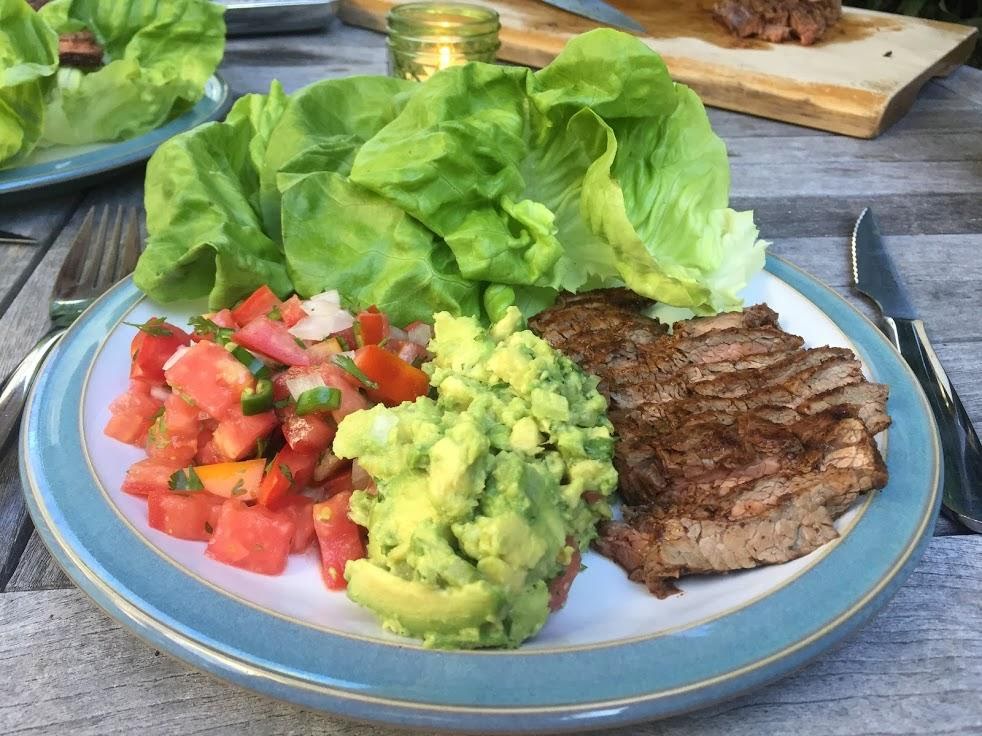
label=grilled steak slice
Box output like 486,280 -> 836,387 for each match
671,304 -> 778,338
596,467 -> 869,597
59,31 -> 104,69
712,0 -> 842,46
530,294 -> 890,595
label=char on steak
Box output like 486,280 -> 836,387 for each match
529,289 -> 890,597
712,0 -> 842,46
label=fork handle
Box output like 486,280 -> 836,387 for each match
0,328 -> 65,453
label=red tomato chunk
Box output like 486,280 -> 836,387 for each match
279,405 -> 336,455
130,320 -> 190,385
278,495 -> 316,554
164,341 -> 255,420
234,316 -> 311,367
211,408 -> 278,461
122,459 -> 182,497
257,447 -> 318,509
354,345 -> 429,406
279,295 -> 306,328
104,383 -> 163,446
146,394 -> 201,465
313,491 -> 365,590
206,500 -> 295,575
148,490 -> 224,541
231,285 -> 282,327
356,307 -> 388,346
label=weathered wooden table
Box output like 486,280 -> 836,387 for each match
2,22 -> 981,736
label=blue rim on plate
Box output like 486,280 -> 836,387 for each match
19,255 -> 941,733
0,75 -> 230,201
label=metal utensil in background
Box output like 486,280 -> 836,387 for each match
539,0 -> 645,32
0,230 -> 36,245
851,207 -> 982,532
0,206 -> 141,452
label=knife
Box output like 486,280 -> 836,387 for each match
539,0 -> 645,33
852,207 -> 982,532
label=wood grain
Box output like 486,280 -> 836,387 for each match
339,0 -> 978,138
1,536 -> 978,735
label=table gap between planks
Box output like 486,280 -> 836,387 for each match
0,21 -> 980,736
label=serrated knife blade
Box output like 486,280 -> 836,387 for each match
851,207 -> 917,320
539,0 -> 645,33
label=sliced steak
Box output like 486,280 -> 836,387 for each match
530,295 -> 889,595
712,0 -> 842,46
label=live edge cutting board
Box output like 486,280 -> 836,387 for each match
339,0 -> 978,138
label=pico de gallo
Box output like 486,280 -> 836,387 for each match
103,286 -> 433,586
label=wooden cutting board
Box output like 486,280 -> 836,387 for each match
339,0 -> 978,138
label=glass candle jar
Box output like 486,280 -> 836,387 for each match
387,2 -> 501,82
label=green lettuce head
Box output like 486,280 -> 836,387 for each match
0,0 -> 58,168
37,0 -> 225,146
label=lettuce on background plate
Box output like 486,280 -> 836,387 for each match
37,0 -> 225,146
0,0 -> 58,168
136,29 -> 767,324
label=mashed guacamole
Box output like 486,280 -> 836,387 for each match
332,307 -> 618,648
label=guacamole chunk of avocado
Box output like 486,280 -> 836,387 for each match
332,307 -> 618,649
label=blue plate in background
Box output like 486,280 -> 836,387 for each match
19,256 -> 941,733
0,74 -> 230,202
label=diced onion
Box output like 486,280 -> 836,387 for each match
388,325 -> 408,342
351,460 -> 372,489
285,373 -> 326,401
406,323 -> 433,346
162,345 -> 190,372
289,293 -> 354,341
149,385 -> 171,402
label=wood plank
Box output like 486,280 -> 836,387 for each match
1,536 -> 978,735
4,532 -> 69,592
732,193 -> 982,239
339,0 -> 977,138
0,175 -> 144,591
0,192 -> 81,244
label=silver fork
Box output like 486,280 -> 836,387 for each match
0,205 -> 141,450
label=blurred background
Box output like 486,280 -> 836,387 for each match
846,0 -> 981,64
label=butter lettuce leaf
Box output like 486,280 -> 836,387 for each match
38,0 -> 225,146
134,89 -> 292,308
0,0 -> 58,168
281,171 -> 482,325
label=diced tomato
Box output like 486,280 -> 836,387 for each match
547,538 -> 581,612
129,320 -> 190,385
330,327 -> 357,352
321,470 -> 355,497
195,438 -> 227,465
205,500 -> 295,575
121,459 -> 182,496
194,459 -> 265,500
313,492 -> 365,590
306,337 -> 344,364
280,295 -> 306,328
356,307 -> 389,346
104,384 -> 164,446
146,394 -> 201,465
211,409 -> 278,461
231,285 -> 283,327
279,406 -> 336,455
278,495 -> 316,554
148,490 -> 225,541
165,341 -> 255,420
234,316 -> 311,367
257,447 -> 318,509
353,345 -> 430,406
384,339 -> 429,367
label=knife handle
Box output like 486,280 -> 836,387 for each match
885,317 -> 982,532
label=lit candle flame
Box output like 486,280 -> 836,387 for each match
437,45 -> 454,70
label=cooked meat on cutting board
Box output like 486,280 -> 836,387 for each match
529,289 -> 890,598
58,31 -> 104,70
712,0 -> 843,45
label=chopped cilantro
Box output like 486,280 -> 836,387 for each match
230,478 -> 246,496
332,354 -> 378,389
168,466 -> 204,492
279,463 -> 295,486
267,305 -> 282,321
124,317 -> 172,337
204,521 -> 214,534
188,316 -> 234,344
